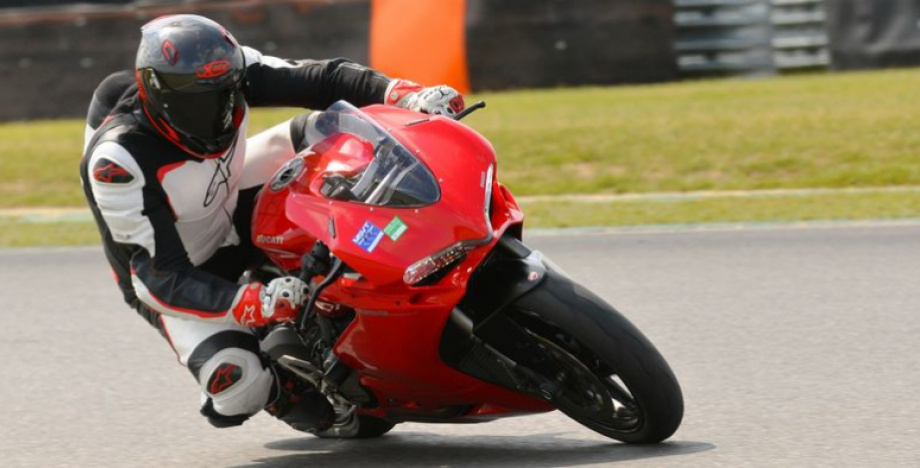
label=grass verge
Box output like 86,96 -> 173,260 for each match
520,190 -> 920,228
3,190 -> 918,247
0,220 -> 100,248
4,68 -> 920,208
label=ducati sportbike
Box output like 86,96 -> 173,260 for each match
251,101 -> 683,443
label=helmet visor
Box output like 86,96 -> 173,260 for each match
158,62 -> 245,93
159,85 -> 241,141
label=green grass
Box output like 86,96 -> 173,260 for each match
464,71 -> 920,196
251,70 -> 920,197
3,68 -> 920,244
0,220 -> 100,247
4,69 -> 920,209
0,120 -> 89,207
521,191 -> 920,228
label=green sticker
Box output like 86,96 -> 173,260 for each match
384,216 -> 408,241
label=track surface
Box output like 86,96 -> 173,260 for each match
2,223 -> 919,467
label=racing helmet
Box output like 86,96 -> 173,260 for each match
136,15 -> 246,158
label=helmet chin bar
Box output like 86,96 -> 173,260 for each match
140,100 -> 239,159
138,74 -> 244,159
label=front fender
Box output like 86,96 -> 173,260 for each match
438,235 -> 551,388
456,235 -> 548,323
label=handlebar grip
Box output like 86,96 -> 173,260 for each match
454,101 -> 486,121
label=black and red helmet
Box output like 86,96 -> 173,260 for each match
136,15 -> 246,158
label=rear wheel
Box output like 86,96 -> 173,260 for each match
509,271 -> 683,443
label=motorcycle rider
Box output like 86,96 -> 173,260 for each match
80,14 -> 464,430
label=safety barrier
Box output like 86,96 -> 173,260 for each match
674,0 -> 828,76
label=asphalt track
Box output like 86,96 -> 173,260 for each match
2,222 -> 919,467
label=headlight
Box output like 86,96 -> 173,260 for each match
404,165 -> 495,286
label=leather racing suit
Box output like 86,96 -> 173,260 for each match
80,47 -> 396,427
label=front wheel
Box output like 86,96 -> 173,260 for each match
509,269 -> 683,443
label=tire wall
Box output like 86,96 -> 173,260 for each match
0,0 -> 676,122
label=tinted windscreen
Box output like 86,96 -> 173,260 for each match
307,101 -> 440,207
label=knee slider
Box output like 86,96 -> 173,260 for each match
198,347 -> 274,422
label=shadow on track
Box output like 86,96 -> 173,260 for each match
237,431 -> 714,467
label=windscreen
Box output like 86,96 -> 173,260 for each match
307,101 -> 440,207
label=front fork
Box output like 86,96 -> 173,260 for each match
438,234 -> 568,401
442,308 -> 566,402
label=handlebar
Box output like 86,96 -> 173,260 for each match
454,101 -> 486,121
298,257 -> 345,331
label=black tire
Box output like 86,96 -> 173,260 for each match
509,268 -> 684,444
312,409 -> 396,439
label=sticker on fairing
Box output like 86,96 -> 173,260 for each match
353,221 -> 385,253
384,216 -> 408,241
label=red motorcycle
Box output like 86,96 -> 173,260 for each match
251,101 -> 683,443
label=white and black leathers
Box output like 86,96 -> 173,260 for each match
81,47 -> 392,327
80,47 -> 396,425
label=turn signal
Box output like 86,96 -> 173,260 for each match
403,241 -> 477,285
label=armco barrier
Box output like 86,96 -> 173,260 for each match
674,0 -> 829,77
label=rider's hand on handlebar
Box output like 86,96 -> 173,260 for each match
385,79 -> 465,117
231,277 -> 310,327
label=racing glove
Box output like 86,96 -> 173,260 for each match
385,79 -> 466,117
231,277 -> 310,327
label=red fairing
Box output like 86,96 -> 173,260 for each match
252,104 -> 546,421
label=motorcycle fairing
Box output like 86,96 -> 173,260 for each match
252,102 -> 555,421
254,102 -> 495,285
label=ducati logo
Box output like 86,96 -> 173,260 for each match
256,235 -> 284,245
